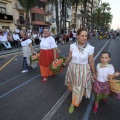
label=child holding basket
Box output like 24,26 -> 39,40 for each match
93,52 -> 120,113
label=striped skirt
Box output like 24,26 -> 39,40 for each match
65,63 -> 93,107
93,80 -> 110,95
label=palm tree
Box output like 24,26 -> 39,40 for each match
101,2 -> 111,12
101,2 -> 111,31
18,0 -> 37,26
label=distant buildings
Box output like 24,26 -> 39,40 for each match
0,0 -> 101,33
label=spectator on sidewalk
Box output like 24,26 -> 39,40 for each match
7,31 -> 15,48
0,30 -> 12,49
13,31 -> 20,48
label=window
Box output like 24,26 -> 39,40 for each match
19,13 -> 24,20
34,1 -> 45,9
32,13 -> 35,21
32,13 -> 44,21
0,7 -> 6,14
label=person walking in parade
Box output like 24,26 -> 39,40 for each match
93,52 -> 120,113
63,28 -> 96,114
20,31 -> 36,73
39,28 -> 58,83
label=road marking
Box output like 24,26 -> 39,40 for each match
42,90 -> 71,120
0,55 -> 17,71
82,39 -> 110,120
0,75 -> 40,99
41,39 -> 110,120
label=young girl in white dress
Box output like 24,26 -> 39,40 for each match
93,52 -> 120,113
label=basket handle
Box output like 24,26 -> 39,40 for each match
110,75 -> 114,81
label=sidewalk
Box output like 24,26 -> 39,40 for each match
0,45 -> 39,56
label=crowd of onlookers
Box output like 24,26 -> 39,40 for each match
0,27 -> 78,51
0,27 -> 120,51
0,27 -> 43,51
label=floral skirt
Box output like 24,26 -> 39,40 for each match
93,80 -> 110,95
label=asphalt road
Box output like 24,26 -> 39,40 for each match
0,38 -> 120,120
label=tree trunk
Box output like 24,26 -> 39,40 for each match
55,0 -> 59,34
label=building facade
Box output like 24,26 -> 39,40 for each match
31,0 -> 50,31
12,0 -> 26,30
0,0 -> 14,30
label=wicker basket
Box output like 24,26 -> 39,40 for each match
109,78 -> 120,93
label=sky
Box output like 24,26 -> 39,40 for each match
102,0 -> 120,30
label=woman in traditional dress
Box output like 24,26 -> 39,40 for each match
21,31 -> 37,73
39,28 -> 58,82
63,28 -> 96,113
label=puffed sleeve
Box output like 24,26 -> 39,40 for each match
88,46 -> 94,55
26,39 -> 32,44
96,63 -> 100,71
49,36 -> 57,49
70,44 -> 74,52
108,64 -> 115,75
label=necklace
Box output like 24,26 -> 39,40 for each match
100,63 -> 109,67
76,41 -> 88,53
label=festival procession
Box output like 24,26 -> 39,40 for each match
0,0 -> 120,120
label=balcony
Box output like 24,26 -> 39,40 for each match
31,7 -> 45,14
15,3 -> 24,11
0,13 -> 13,22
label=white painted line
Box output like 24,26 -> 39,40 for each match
42,90 -> 71,120
0,75 -> 40,99
42,39 -> 110,120
82,39 -> 110,120
94,40 -> 110,60
0,74 -> 24,86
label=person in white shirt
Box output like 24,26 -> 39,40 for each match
72,31 -> 76,43
13,31 -> 20,47
15,27 -> 20,34
20,31 -> 36,73
93,52 -> 120,113
0,30 -> 12,49
39,28 -> 58,82
63,28 -> 96,114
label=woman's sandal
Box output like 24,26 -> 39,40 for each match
69,105 -> 74,114
42,77 -> 48,83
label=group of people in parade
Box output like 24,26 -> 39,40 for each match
21,27 -> 120,114
1,26 -> 120,114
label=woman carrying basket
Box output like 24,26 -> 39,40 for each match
93,52 -> 120,113
39,28 -> 58,82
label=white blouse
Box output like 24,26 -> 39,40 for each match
21,39 -> 32,47
97,63 -> 115,82
40,36 -> 57,50
70,43 -> 94,64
